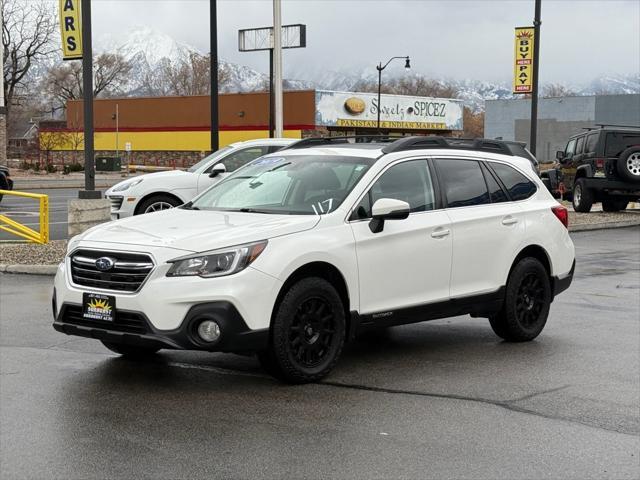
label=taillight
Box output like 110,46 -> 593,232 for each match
595,158 -> 605,169
552,205 -> 569,229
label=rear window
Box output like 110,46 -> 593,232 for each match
436,159 -> 490,208
604,132 -> 640,157
490,163 -> 537,201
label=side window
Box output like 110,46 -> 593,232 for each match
565,139 -> 576,158
436,159 -> 490,208
214,147 -> 268,173
481,163 -> 508,203
575,136 -> 585,155
585,133 -> 599,154
490,162 -> 537,201
350,160 -> 434,220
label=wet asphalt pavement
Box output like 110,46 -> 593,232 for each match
1,227 -> 639,479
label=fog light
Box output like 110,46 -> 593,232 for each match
197,320 -> 221,342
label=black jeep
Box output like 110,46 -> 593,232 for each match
542,125 -> 640,212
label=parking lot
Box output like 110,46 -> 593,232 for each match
0,226 -> 638,479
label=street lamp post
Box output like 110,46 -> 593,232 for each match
376,56 -> 410,132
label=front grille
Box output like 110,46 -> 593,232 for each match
70,249 -> 154,293
60,304 -> 150,334
107,195 -> 124,212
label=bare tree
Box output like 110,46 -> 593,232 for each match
142,53 -> 230,96
351,75 -> 458,98
542,83 -> 576,98
463,107 -> 484,138
2,0 -> 57,117
43,53 -> 132,111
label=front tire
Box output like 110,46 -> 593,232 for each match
101,341 -> 160,358
258,277 -> 346,383
489,257 -> 552,342
572,178 -> 594,213
136,194 -> 182,215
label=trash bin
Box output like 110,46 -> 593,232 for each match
95,156 -> 122,172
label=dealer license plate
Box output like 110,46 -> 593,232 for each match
82,292 -> 116,322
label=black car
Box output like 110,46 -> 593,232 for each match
543,125 -> 640,212
0,165 -> 13,203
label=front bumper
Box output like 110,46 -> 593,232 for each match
53,301 -> 268,353
106,194 -> 136,219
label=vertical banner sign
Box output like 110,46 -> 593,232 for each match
513,26 -> 534,94
59,0 -> 83,60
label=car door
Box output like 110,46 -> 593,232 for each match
197,146 -> 270,193
435,158 -> 526,298
349,159 -> 452,315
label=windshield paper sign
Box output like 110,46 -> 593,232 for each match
315,90 -> 464,131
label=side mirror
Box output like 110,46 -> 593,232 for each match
209,163 -> 226,178
556,150 -> 565,161
369,198 -> 410,233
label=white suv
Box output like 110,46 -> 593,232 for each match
53,136 -> 575,383
105,138 -> 295,219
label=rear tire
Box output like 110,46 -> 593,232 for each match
489,257 -> 552,342
602,199 -> 629,212
617,147 -> 640,183
258,277 -> 346,383
572,178 -> 593,213
101,341 -> 160,358
136,194 -> 182,215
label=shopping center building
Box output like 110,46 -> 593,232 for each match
40,90 -> 464,166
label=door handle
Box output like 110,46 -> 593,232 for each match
502,216 -> 519,226
431,228 -> 450,238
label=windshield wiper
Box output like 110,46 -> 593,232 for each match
238,208 -> 272,214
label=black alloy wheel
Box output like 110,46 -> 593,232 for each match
258,277 -> 346,383
289,296 -> 336,368
489,257 -> 552,342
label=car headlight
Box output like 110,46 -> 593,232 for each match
166,240 -> 268,278
112,178 -> 144,192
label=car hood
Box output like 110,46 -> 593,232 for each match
107,170 -> 192,193
77,208 -> 320,253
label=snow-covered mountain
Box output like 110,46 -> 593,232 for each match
94,27 -> 639,110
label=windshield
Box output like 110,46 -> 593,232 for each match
191,155 -> 373,215
187,146 -> 233,173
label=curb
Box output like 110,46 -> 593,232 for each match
570,220 -> 640,232
0,264 -> 58,275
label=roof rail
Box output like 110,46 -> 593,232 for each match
282,135 -> 397,150
381,136 -> 514,156
594,123 -> 640,129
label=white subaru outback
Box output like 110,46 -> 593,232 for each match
53,136 -> 575,383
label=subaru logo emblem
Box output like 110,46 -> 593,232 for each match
95,257 -> 115,271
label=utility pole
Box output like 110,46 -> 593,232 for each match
529,0 -> 542,156
210,0 -> 219,152
79,0 -> 100,199
273,0 -> 283,137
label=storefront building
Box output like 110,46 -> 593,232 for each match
40,90 -> 464,167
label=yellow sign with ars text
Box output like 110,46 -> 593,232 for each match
59,0 -> 83,60
513,27 -> 535,94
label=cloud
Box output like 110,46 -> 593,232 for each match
91,0 -> 640,83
